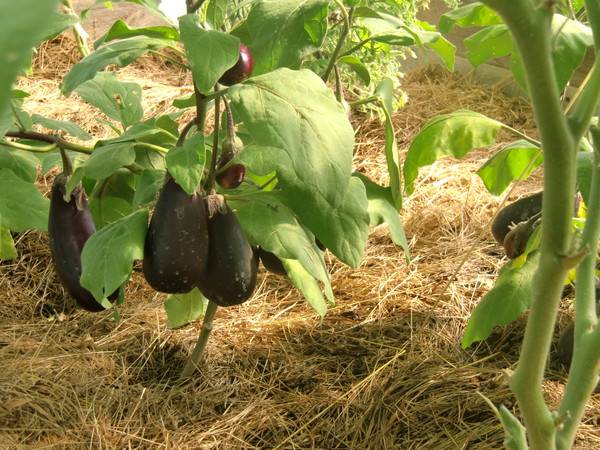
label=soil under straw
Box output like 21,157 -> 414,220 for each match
1,37 -> 599,449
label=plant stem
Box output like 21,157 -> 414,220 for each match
500,124 -> 542,147
148,50 -> 190,70
349,95 -> 379,108
322,3 -> 353,82
205,94 -> 221,191
134,142 -> 168,154
176,118 -> 198,147
180,301 -> 218,379
59,148 -> 73,176
481,0 -> 577,448
61,0 -> 90,58
5,130 -> 94,154
0,140 -> 56,153
555,127 -> 600,449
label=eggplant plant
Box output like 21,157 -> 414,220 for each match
405,0 -> 600,448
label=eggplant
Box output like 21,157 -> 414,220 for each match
491,192 -> 543,244
257,247 -> 286,275
219,43 -> 254,86
48,173 -> 115,312
143,175 -> 209,293
198,202 -> 257,306
216,164 -> 245,189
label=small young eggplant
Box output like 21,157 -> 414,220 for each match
198,201 -> 258,306
48,173 -> 116,312
219,43 -> 254,86
491,192 -> 543,244
216,164 -> 246,189
257,247 -> 286,276
143,175 -> 209,293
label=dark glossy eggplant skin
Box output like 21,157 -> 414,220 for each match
219,43 -> 254,86
491,192 -> 543,244
216,164 -> 245,189
48,173 -> 113,312
257,248 -> 286,275
198,204 -> 258,306
143,175 -> 209,293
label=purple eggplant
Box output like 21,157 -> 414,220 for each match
143,175 -> 209,293
48,173 -> 116,312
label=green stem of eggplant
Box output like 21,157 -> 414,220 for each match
223,97 -> 235,144
59,147 -> 73,176
205,94 -> 221,191
180,301 -> 219,379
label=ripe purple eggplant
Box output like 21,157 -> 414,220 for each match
48,173 -> 116,312
198,202 -> 258,306
491,192 -> 543,245
257,247 -> 286,276
219,43 -> 254,86
143,175 -> 209,293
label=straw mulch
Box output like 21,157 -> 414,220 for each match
1,37 -> 599,449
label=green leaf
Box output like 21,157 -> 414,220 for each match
89,170 -> 137,228
206,0 -> 228,29
0,169 -> 50,232
94,19 -> 179,48
375,78 -> 402,210
179,14 -> 240,94
477,140 -> 542,195
0,0 -> 59,120
61,37 -> 173,95
83,143 -> 137,180
0,146 -> 40,182
404,110 -> 503,195
164,288 -> 208,329
354,174 -> 409,262
31,114 -> 92,141
75,72 -> 143,129
43,11 -> 79,41
173,93 -> 197,109
229,69 -> 368,267
230,192 -> 332,290
232,0 -> 329,76
462,253 -> 539,348
133,169 -> 164,207
80,208 -> 148,301
464,25 -> 513,67
281,259 -> 329,317
0,227 -> 17,260
438,2 -> 502,33
337,55 -> 371,86
498,406 -> 528,450
165,135 -> 207,195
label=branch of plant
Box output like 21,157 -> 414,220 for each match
61,0 -> 90,58
481,0 -> 578,448
567,60 -> 600,142
133,142 -> 169,154
501,124 -> 542,147
206,94 -> 221,191
180,300 -> 218,379
555,127 -> 600,449
223,97 -> 235,143
176,117 -> 198,147
4,130 -> 94,154
322,4 -> 354,82
334,65 -> 344,103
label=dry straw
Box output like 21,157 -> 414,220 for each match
0,39 -> 598,449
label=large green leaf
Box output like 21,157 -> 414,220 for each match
75,72 -> 143,129
83,143 -> 137,180
32,114 -> 92,141
462,253 -> 539,348
438,2 -> 502,33
43,11 -> 79,41
165,135 -> 207,195
133,169 -> 164,207
282,259 -> 329,317
229,69 -> 367,267
354,174 -> 409,262
477,141 -> 542,196
0,227 -> 17,260
375,78 -> 402,210
89,170 -> 137,229
230,192 -> 332,291
404,110 -> 503,195
464,25 -> 513,67
165,288 -> 208,329
232,0 -> 329,76
94,19 -> 179,48
179,14 -> 240,94
0,0 -> 59,123
80,208 -> 148,301
0,169 -> 50,232
206,0 -> 229,29
0,146 -> 40,182
62,37 -> 173,95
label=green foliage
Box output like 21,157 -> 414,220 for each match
462,253 -> 539,348
0,169 -> 50,232
0,227 -> 17,261
165,288 -> 209,329
165,135 -> 208,195
80,208 -> 148,302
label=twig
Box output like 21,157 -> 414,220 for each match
176,118 -> 198,147
322,3 -> 353,82
5,130 -> 93,154
180,301 -> 218,379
